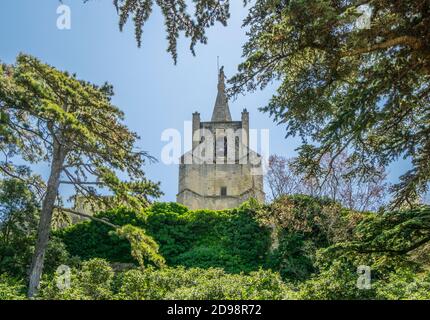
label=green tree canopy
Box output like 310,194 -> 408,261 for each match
228,0 -> 429,207
332,205 -> 430,256
0,54 -> 161,296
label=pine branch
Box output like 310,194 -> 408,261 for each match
55,206 -> 119,229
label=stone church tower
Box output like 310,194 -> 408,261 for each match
177,67 -> 265,210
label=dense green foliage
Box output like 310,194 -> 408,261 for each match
116,224 -> 166,269
37,258 -> 290,300
58,202 -> 271,274
1,179 -> 429,300
0,274 -> 26,300
228,0 -> 430,207
258,195 -> 366,281
55,196 -> 430,293
145,203 -> 271,273
347,206 -> 430,255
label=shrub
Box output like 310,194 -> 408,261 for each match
266,232 -> 317,281
146,206 -> 271,273
295,259 -> 377,300
375,269 -> 430,300
259,195 -> 366,281
38,258 -> 292,300
0,274 -> 26,300
39,258 -> 114,300
56,209 -> 141,263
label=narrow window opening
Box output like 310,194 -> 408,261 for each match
235,136 -> 240,162
220,187 -> 227,196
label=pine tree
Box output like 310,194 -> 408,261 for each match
0,54 -> 161,297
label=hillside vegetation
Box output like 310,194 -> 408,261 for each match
1,180 -> 429,300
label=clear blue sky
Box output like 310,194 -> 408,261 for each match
0,0 -> 419,203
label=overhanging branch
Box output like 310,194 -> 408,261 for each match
55,206 -> 119,229
341,36 -> 423,57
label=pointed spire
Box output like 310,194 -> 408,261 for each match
211,66 -> 232,122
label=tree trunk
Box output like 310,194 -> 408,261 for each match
28,141 -> 66,298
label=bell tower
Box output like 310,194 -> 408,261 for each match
177,67 -> 265,210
